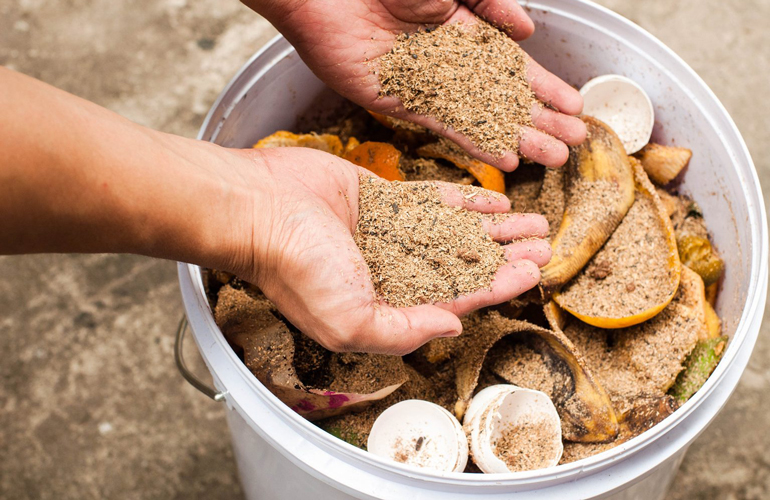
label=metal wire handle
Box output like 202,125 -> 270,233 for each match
174,316 -> 228,402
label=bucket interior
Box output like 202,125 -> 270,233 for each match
188,0 -> 766,492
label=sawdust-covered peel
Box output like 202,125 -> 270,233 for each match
454,310 -> 619,443
214,286 -> 406,421
417,139 -> 506,194
367,110 -> 430,135
539,116 -> 636,299
553,159 -> 681,328
561,266 -> 708,417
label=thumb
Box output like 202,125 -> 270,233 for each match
351,303 -> 463,355
380,0 -> 458,24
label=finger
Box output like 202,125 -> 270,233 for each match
518,126 -> 570,168
503,239 -> 552,267
531,103 -> 587,146
482,212 -> 549,241
435,181 -> 511,212
376,102 -> 523,172
464,0 -> 535,40
353,303 -> 463,355
436,258 -> 541,316
379,0 -> 460,24
527,57 -> 583,115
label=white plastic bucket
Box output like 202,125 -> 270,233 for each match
177,1 -> 768,498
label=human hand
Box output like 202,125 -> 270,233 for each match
221,147 -> 551,354
0,66 -> 550,356
243,0 -> 586,170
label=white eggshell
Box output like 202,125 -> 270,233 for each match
580,74 -> 655,154
368,400 -> 468,473
464,385 -> 563,474
463,384 -> 516,428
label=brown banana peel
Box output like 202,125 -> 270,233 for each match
554,159 -> 682,328
539,116 -> 636,299
455,310 -> 619,443
417,139 -> 506,194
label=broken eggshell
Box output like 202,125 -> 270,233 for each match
367,400 -> 468,473
463,385 -> 563,474
580,75 -> 654,154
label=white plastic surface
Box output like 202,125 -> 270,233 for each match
368,400 -> 468,473
580,74 -> 654,154
180,1 -> 768,498
465,386 -> 562,474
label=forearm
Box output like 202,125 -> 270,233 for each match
0,66 -> 244,268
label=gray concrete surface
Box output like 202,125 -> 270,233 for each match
0,0 -> 767,498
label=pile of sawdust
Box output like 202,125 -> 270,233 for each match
354,175 -> 506,307
378,20 -> 535,156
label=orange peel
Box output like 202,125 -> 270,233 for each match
253,131 -> 344,156
343,141 -> 404,181
367,110 -> 429,134
417,139 -> 506,194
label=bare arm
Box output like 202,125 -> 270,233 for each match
0,66 -> 551,354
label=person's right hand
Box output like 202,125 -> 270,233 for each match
243,0 -> 586,171
218,146 -> 551,354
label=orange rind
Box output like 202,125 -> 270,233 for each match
253,131 -> 344,156
343,141 -> 404,181
417,139 -> 506,194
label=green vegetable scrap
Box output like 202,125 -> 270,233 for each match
669,336 -> 728,402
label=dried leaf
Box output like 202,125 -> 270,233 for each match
214,286 -> 405,420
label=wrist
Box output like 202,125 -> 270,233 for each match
138,137 -> 269,280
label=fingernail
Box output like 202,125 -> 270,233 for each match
439,330 -> 461,338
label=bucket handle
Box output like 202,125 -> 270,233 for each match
175,316 -> 228,402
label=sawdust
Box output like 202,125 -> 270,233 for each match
557,194 -> 675,318
378,20 -> 535,157
494,420 -> 561,472
355,175 -> 506,307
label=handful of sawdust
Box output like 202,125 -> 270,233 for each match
354,175 -> 506,308
377,19 -> 536,157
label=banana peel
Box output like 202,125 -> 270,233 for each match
417,139 -> 506,194
678,234 -> 724,286
455,310 -> 618,443
560,394 -> 680,464
214,285 -> 406,421
539,116 -> 636,299
553,159 -> 681,328
633,143 -> 692,185
561,266 -> 707,414
704,300 -> 721,338
367,110 -> 430,134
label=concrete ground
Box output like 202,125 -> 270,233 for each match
0,0 -> 768,498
